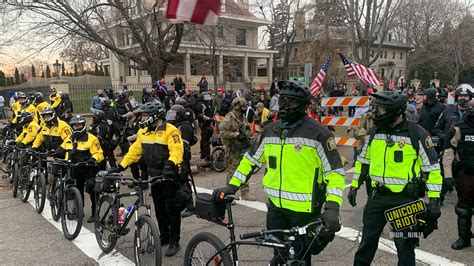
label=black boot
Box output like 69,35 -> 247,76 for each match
452,238 -> 471,250
165,242 -> 180,257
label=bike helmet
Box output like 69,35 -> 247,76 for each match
50,87 -> 57,97
17,112 -> 33,125
90,108 -> 107,124
277,80 -> 311,123
165,104 -> 187,124
135,101 -> 166,128
32,91 -> 45,105
17,92 -> 29,107
69,115 -> 87,139
455,84 -> 473,107
370,91 -> 407,128
41,107 -> 58,127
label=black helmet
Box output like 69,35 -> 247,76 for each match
17,92 -> 29,107
18,112 -> 33,125
424,88 -> 437,106
69,115 -> 87,139
370,91 -> 408,128
277,80 -> 311,124
32,92 -> 45,105
50,87 -> 57,96
105,88 -> 114,98
117,91 -> 127,102
175,97 -> 188,107
135,101 -> 166,128
200,92 -> 212,102
165,104 -> 186,124
41,107 -> 58,127
90,108 -> 107,123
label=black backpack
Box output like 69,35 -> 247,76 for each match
219,96 -> 232,116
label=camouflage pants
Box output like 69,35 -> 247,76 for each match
226,152 -> 249,194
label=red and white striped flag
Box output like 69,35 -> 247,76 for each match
310,57 -> 331,97
339,53 -> 382,86
388,69 -> 395,90
166,0 -> 221,25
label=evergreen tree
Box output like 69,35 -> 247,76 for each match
73,63 -> 78,76
20,73 -> 26,83
104,66 -> 109,76
31,65 -> 36,77
0,71 -> 5,86
61,62 -> 65,76
6,77 -> 12,86
45,65 -> 52,78
14,68 -> 21,84
41,71 -> 45,78
10,77 -> 14,85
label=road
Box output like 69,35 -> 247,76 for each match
0,145 -> 471,265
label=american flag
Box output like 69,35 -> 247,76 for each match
388,69 -> 395,90
339,53 -> 382,86
310,57 -> 331,97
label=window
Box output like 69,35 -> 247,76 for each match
380,51 -> 384,59
388,33 -> 392,42
400,52 -> 403,60
293,47 -> 298,57
370,49 -> 374,58
381,68 -> 385,79
129,0 -> 137,16
218,25 -> 224,38
392,51 -> 395,60
236,29 -> 246,46
384,51 -> 388,59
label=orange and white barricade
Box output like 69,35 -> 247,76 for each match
319,96 -> 370,146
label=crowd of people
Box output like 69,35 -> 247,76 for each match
3,74 -> 474,264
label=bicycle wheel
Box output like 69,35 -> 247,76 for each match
183,232 -> 232,266
50,177 -> 63,222
34,172 -> 47,214
211,147 -> 227,173
61,187 -> 84,240
19,167 -> 31,203
134,215 -> 161,266
95,195 -> 118,253
12,162 -> 19,198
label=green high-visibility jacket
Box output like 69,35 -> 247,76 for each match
352,121 -> 442,198
229,117 -> 346,213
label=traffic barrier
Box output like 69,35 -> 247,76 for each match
320,116 -> 360,127
335,137 -> 358,147
321,96 -> 370,107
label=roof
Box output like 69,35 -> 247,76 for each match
220,0 -> 270,25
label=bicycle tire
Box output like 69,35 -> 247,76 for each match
61,187 -> 84,240
19,167 -> 31,203
183,232 -> 232,266
95,195 -> 118,253
50,177 -> 62,222
211,147 -> 227,173
134,215 -> 162,266
34,172 -> 47,214
12,162 -> 19,198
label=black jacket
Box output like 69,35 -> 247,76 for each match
418,102 -> 446,135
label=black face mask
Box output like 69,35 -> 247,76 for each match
372,106 -> 402,128
279,96 -> 308,124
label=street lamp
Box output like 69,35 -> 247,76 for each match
53,60 -> 61,80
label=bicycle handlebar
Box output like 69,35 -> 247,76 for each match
98,172 -> 171,186
49,158 -> 96,167
240,219 -> 325,240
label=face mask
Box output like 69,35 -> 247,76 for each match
458,98 -> 470,107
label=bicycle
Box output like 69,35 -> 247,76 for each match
24,149 -> 52,213
94,172 -> 164,265
210,136 -> 226,173
183,195 -> 326,266
4,144 -> 21,198
48,158 -> 95,240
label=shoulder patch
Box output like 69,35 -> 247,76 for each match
173,135 -> 180,143
326,137 -> 337,151
425,136 -> 434,149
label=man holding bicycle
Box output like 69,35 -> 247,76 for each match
109,101 -> 184,257
214,80 -> 346,264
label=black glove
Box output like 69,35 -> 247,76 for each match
427,198 -> 441,220
18,142 -> 26,149
444,178 -> 455,193
162,160 -> 177,180
348,187 -> 357,207
321,201 -> 341,232
108,164 -> 125,174
87,157 -> 97,165
212,184 -> 238,202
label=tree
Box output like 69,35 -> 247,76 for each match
0,71 -> 5,86
73,63 -> 78,77
6,1 -> 184,82
342,0 -> 402,66
61,62 -> 65,76
31,65 -> 36,77
41,71 -> 45,78
20,73 -> 26,83
6,76 -> 12,86
45,65 -> 51,78
14,68 -> 21,84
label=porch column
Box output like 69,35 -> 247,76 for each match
185,51 -> 191,82
243,54 -> 249,80
219,54 -> 224,84
268,55 -> 273,82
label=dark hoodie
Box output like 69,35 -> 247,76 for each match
418,88 -> 446,134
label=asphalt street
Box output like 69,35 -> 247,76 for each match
0,145 -> 472,265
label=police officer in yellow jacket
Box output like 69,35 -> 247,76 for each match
348,91 -> 442,266
214,80 -> 346,264
15,112 -> 40,147
55,115 -> 104,223
31,92 -> 51,126
12,92 -> 37,125
109,101 -> 184,257
32,108 -> 72,152
49,87 -> 62,113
